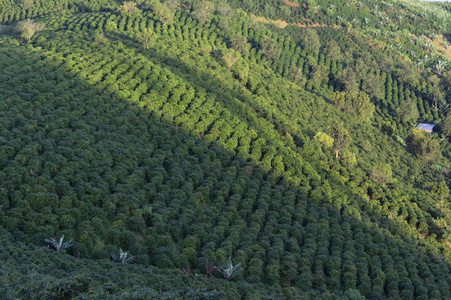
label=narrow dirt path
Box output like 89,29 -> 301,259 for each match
251,14 -> 340,29
282,0 -> 300,7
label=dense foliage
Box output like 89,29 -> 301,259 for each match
0,0 -> 451,298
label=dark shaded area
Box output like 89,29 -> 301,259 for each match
1,23 -> 451,299
444,34 -> 451,45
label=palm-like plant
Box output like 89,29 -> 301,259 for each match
45,235 -> 73,252
218,257 -> 242,281
110,248 -> 134,264
436,61 -> 447,72
439,99 -> 450,115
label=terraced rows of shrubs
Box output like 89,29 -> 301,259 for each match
0,2 -> 451,298
37,8 -> 451,243
0,0 -> 120,24
1,42 -> 451,299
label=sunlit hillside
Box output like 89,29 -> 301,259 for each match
0,0 -> 450,298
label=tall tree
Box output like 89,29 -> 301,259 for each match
406,129 -> 442,162
21,0 -> 34,10
328,121 -> 351,158
290,66 -> 306,86
137,28 -> 157,49
363,73 -> 384,100
163,0 -> 180,12
16,19 -> 45,41
336,68 -> 359,92
331,90 -> 375,123
147,0 -> 174,25
310,65 -> 329,86
300,28 -> 321,53
443,70 -> 451,91
397,62 -> 420,87
260,37 -> 281,60
325,41 -> 342,60
397,100 -> 419,124
441,115 -> 451,137
231,35 -> 251,54
377,55 -> 394,73
428,75 -> 444,109
217,2 -> 234,18
121,1 -> 141,15
192,1 -> 214,24
222,50 -> 241,70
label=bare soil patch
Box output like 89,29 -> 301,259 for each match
431,34 -> 451,59
282,0 -> 300,7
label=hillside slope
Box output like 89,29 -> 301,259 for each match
1,0 -> 451,299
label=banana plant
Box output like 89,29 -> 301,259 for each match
45,235 -> 73,252
436,60 -> 446,72
218,257 -> 242,281
110,248 -> 134,264
204,258 -> 220,279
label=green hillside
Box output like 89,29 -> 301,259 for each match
1,0 -> 451,299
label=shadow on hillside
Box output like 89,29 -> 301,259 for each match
444,34 -> 451,45
1,36 -> 450,298
103,30 -> 314,148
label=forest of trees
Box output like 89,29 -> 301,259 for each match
0,0 -> 451,298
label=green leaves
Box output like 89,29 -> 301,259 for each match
16,19 -> 45,41
110,248 -> 134,264
120,2 -> 141,16
192,1 -> 214,24
218,257 -> 242,281
331,90 -> 375,124
45,235 -> 74,252
136,28 -> 157,49
405,128 -> 442,162
146,0 -> 175,25
314,132 -> 334,148
299,28 -> 321,53
397,100 -> 420,124
260,37 -> 281,60
328,121 -> 351,158
1,4 -> 451,299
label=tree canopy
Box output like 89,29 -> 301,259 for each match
0,0 -> 451,298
